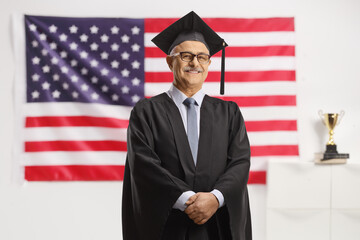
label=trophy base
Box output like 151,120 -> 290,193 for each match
321,144 -> 349,161
323,152 -> 350,160
315,157 -> 347,165
314,152 -> 348,165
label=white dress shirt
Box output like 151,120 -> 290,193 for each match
166,85 -> 225,211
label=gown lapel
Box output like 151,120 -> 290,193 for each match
161,93 -> 196,187
194,95 -> 214,191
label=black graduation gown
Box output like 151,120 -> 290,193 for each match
122,93 -> 252,240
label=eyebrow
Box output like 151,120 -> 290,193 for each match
181,51 -> 210,55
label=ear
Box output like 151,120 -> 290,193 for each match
166,55 -> 174,71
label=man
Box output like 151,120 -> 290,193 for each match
122,11 -> 251,240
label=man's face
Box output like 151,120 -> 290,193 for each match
166,41 -> 211,92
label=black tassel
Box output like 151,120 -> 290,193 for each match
220,41 -> 225,95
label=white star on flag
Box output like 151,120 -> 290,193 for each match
111,77 -> 119,85
81,68 -> 88,75
112,94 -> 119,101
49,42 -> 57,50
49,24 -> 57,33
80,51 -> 88,59
111,26 -> 119,34
131,43 -> 140,52
100,34 -> 109,42
100,52 -> 109,60
63,83 -> 69,89
131,60 -> 140,69
101,85 -> 109,92
32,74 -> 40,81
90,42 -> 99,51
29,24 -> 37,32
52,74 -> 60,81
132,94 -> 140,103
90,59 -> 99,67
42,65 -> 50,73
42,82 -> 50,90
91,76 -> 98,84
81,84 -> 89,91
121,85 -> 130,94
121,69 -> 130,77
41,49 -> 48,56
121,51 -> 130,60
32,56 -> 40,65
51,57 -> 59,65
39,33 -> 47,41
70,60 -> 78,67
71,75 -> 79,82
70,42 -> 78,50
132,77 -> 141,86
31,90 -> 40,99
69,25 -> 78,33
131,26 -> 140,35
52,90 -> 61,98
121,35 -> 130,43
91,92 -> 99,100
72,91 -> 79,98
31,40 -> 38,47
111,43 -> 119,51
61,66 -> 69,73
80,34 -> 89,42
90,25 -> 99,34
111,60 -> 119,68
101,68 -> 109,76
60,51 -> 67,58
59,33 -> 68,42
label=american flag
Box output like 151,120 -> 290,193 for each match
15,15 -> 298,183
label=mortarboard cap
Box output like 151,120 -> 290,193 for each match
151,11 -> 228,95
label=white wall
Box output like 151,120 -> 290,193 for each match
1,0 -> 359,239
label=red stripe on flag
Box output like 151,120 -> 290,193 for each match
144,95 -> 296,107
145,46 -> 295,58
25,140 -> 127,152
25,165 -> 125,181
217,96 -> 296,107
145,71 -> 296,83
26,116 -> 129,128
251,145 -> 299,156
25,117 -> 298,131
245,120 -> 298,131
248,171 -> 266,184
145,17 -> 295,32
213,46 -> 295,57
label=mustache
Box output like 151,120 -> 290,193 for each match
183,66 -> 203,73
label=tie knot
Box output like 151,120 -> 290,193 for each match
183,98 -> 197,107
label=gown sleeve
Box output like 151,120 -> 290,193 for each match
214,102 -> 252,240
122,99 -> 192,240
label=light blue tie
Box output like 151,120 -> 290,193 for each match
183,98 -> 198,165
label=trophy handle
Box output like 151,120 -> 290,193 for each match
318,110 -> 325,124
336,110 -> 345,125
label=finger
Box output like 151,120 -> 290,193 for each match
197,218 -> 208,225
186,194 -> 198,205
188,211 -> 201,220
184,206 -> 193,215
194,216 -> 207,225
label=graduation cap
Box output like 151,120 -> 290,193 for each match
151,11 -> 228,95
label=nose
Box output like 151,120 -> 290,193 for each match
189,56 -> 199,66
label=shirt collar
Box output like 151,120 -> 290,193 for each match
168,84 -> 205,107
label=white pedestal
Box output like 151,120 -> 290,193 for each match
266,160 -> 360,240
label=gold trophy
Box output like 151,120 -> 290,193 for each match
318,110 -> 349,161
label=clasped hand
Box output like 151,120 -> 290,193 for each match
184,192 -> 219,225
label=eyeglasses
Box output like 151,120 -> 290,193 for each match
171,52 -> 211,64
